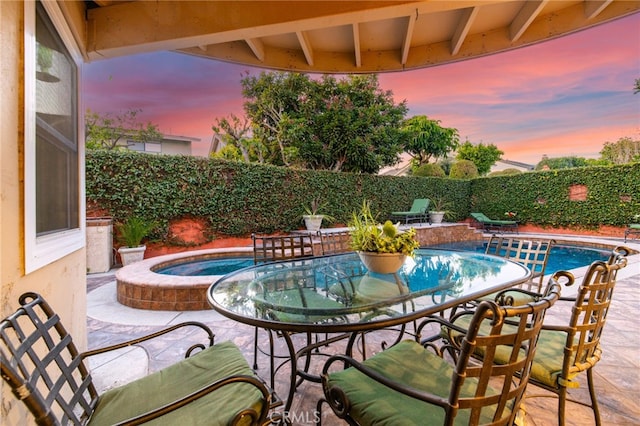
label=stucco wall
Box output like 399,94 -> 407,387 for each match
1,2 -> 87,424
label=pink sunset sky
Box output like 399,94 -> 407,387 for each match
83,13 -> 640,165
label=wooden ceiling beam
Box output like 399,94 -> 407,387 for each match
510,0 -> 547,42
401,10 -> 417,65
451,6 -> 479,56
245,38 -> 265,62
296,31 -> 314,66
352,23 -> 362,68
584,0 -> 613,19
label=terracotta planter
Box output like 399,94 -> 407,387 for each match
357,252 -> 406,274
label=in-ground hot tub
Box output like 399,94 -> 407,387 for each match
116,248 -> 253,311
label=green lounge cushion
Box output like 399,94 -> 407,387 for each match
89,341 -> 264,426
390,199 -> 430,215
471,212 -> 517,226
326,340 -> 504,425
628,224 -> 640,230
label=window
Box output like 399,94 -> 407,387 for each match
24,1 -> 85,273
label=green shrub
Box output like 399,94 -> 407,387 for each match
413,163 -> 446,177
450,160 -> 479,179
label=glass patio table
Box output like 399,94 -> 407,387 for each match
207,248 -> 531,411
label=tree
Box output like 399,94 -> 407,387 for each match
241,72 -> 408,173
211,114 -> 268,163
401,115 -> 459,166
449,160 -> 478,179
535,155 -> 589,170
599,136 -> 640,164
85,108 -> 161,150
455,141 -> 503,175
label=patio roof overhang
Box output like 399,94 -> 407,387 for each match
65,1 -> 639,73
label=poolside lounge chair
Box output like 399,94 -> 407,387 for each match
389,198 -> 430,224
624,223 -> 640,242
470,212 -> 518,233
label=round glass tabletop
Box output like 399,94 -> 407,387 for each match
207,248 -> 531,333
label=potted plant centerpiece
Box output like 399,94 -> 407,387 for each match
428,197 -> 452,224
349,201 -> 419,274
302,199 -> 334,232
115,216 -> 157,266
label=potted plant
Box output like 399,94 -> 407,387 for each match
348,200 -> 419,274
428,197 -> 452,224
115,216 -> 157,266
302,199 -> 334,232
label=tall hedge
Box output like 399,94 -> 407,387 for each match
86,151 -> 639,237
470,164 -> 640,227
86,151 -> 467,236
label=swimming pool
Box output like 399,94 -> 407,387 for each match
155,242 -> 610,277
429,241 -> 610,274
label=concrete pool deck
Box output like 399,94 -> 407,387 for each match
87,233 -> 640,425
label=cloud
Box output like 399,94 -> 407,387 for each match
83,13 -> 640,162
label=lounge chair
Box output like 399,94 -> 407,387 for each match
389,198 -> 430,224
624,223 -> 640,242
470,212 -> 518,233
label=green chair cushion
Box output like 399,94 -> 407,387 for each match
255,287 -> 346,323
448,316 -> 574,390
326,340 -> 503,425
477,289 -> 537,306
629,224 -> 640,230
527,329 -> 577,388
89,341 -> 264,426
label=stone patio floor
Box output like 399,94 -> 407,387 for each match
86,235 -> 640,425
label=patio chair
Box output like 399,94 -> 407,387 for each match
484,236 -> 555,303
389,198 -> 430,224
250,233 -> 318,379
317,276 -> 562,426
319,230 -> 352,255
624,223 -> 640,242
0,292 -> 272,426
251,233 -> 315,264
443,246 -> 630,426
470,212 -> 518,233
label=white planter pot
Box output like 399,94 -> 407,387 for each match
429,211 -> 445,224
357,252 -> 406,274
303,215 -> 324,232
118,245 -> 146,266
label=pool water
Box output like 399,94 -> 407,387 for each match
430,241 -> 610,274
156,257 -> 254,276
156,242 -> 611,277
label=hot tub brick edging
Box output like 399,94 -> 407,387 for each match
116,248 -> 253,311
